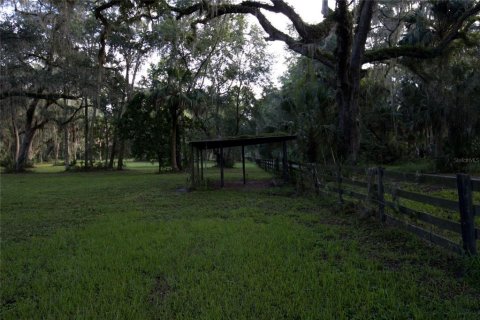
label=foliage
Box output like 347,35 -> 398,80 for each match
258,57 -> 335,162
0,0 -> 102,171
394,43 -> 480,172
120,91 -> 170,171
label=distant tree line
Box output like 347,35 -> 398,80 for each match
1,0 -> 479,173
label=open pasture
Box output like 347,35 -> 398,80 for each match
1,163 -> 479,319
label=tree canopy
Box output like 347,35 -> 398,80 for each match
1,0 -> 479,172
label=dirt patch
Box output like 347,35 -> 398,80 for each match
149,275 -> 171,304
210,179 -> 283,189
417,184 -> 446,193
317,217 -> 351,226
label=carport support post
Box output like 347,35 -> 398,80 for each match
220,147 -> 224,188
282,141 -> 288,182
242,145 -> 246,185
190,144 -> 195,185
376,167 -> 385,222
196,148 -> 200,178
200,149 -> 204,181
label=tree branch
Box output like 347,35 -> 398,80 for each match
56,105 -> 85,126
335,0 -> 352,81
187,37 -> 220,93
363,46 -> 438,63
94,0 -> 122,66
94,0 -> 122,19
269,0 -> 311,40
363,1 -> 480,64
0,91 -> 79,101
171,0 -> 335,69
436,1 -> 480,51
172,0 -> 330,43
289,43 -> 335,69
351,0 -> 374,70
32,119 -> 49,131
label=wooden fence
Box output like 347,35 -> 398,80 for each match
255,159 -> 479,255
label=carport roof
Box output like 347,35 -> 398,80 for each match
189,134 -> 296,150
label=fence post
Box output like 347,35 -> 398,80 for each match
190,144 -> 195,186
220,147 -> 224,188
456,174 -> 477,255
337,167 -> 343,204
241,145 -> 246,185
196,148 -> 200,178
312,164 -> 320,195
289,161 -> 293,181
377,167 -> 385,222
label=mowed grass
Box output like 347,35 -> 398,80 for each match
1,163 -> 479,319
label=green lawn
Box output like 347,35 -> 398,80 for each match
1,163 -> 479,319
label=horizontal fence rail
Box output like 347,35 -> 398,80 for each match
255,158 -> 478,256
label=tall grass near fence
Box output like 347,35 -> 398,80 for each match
257,159 -> 479,255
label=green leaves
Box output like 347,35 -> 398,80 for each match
120,91 -> 170,164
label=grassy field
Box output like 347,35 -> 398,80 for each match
1,162 -> 479,319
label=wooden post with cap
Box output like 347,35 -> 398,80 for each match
457,174 -> 477,255
220,147 -> 224,188
242,145 -> 246,185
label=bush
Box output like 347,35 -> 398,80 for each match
434,156 -> 468,173
0,157 -> 14,169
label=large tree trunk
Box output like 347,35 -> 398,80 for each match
12,123 -> 20,163
84,98 -> 90,168
322,0 -> 329,17
108,134 -> 117,169
335,0 -> 374,164
53,126 -> 60,164
234,82 -> 243,136
88,103 -> 98,166
336,77 -> 361,164
72,125 -> 78,161
16,128 -> 36,172
104,118 -> 109,167
63,123 -> 70,170
176,119 -> 182,170
116,55 -> 142,170
15,99 -> 43,172
10,105 -> 20,164
170,114 -> 179,171
157,151 -> 162,173
117,139 -> 125,170
114,99 -> 125,170
168,101 -> 180,171
117,61 -> 131,171
335,0 -> 355,163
